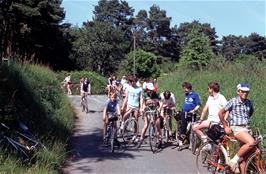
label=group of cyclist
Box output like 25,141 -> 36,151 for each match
103,74 -> 254,174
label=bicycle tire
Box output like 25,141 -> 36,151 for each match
175,119 -> 181,144
122,118 -> 138,144
190,131 -> 200,154
149,122 -> 159,153
110,127 -> 115,153
196,142 -> 225,174
245,152 -> 266,174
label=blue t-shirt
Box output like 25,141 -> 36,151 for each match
182,91 -> 201,112
105,99 -> 119,113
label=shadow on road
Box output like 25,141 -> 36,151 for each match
67,128 -> 136,163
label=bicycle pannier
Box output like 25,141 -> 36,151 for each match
206,124 -> 225,141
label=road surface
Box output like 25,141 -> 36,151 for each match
62,95 -> 198,174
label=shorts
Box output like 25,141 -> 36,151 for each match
126,105 -> 139,112
231,126 -> 250,136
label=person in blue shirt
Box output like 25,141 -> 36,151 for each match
179,82 -> 201,147
102,92 -> 121,143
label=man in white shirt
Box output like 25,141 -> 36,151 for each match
192,82 -> 227,143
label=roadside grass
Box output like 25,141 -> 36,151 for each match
0,62 -> 74,173
158,59 -> 266,136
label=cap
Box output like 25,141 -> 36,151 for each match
237,83 -> 250,91
146,83 -> 155,90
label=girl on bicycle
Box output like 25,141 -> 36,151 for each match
102,92 -> 121,144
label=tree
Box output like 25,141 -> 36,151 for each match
246,33 -> 266,60
70,21 -> 127,75
120,49 -> 160,79
179,26 -> 215,70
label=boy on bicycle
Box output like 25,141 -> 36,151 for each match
158,90 -> 176,141
137,83 -> 161,148
102,92 -> 121,144
192,82 -> 227,144
179,82 -> 201,148
218,83 -> 255,173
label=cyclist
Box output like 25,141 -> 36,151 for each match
80,77 -> 91,112
102,92 -> 121,144
137,83 -> 161,148
218,83 -> 255,173
120,76 -> 142,142
192,82 -> 227,144
178,82 -> 201,148
63,74 -> 72,95
158,90 -> 176,141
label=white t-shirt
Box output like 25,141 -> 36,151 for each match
206,93 -> 227,122
160,92 -> 176,108
127,85 -> 142,108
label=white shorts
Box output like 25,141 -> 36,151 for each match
231,126 -> 250,136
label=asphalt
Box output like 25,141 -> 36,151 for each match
62,95 -> 199,174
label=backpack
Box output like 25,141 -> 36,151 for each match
206,124 -> 225,142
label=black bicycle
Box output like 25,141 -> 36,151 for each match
105,113 -> 120,153
0,121 -> 47,162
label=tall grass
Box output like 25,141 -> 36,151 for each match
158,58 -> 266,134
0,62 -> 74,173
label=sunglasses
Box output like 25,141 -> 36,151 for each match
240,90 -> 249,93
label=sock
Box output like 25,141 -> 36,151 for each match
201,135 -> 207,143
231,154 -> 240,163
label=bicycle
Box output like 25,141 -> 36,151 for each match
176,112 -> 198,151
0,121 -> 47,162
104,113 -> 120,153
162,107 -> 175,143
121,110 -> 139,146
196,124 -> 266,174
144,105 -> 159,153
81,93 -> 89,113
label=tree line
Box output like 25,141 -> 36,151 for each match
1,0 -> 266,77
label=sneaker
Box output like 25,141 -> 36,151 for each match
202,143 -> 212,151
228,160 -> 240,173
136,138 -> 144,148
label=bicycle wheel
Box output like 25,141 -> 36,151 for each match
122,118 -> 138,144
196,142 -> 225,174
245,152 -> 266,174
149,122 -> 159,153
163,127 -> 169,143
190,131 -> 201,154
110,128 -> 115,153
175,119 -> 181,144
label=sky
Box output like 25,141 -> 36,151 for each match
61,0 -> 266,38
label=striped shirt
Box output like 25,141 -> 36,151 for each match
224,96 -> 254,126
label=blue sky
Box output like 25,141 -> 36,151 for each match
61,0 -> 266,38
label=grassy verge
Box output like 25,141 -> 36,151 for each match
0,62 -> 74,173
158,58 -> 266,135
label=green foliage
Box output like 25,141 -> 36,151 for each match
57,70 -> 107,94
119,49 -> 160,79
179,26 -> 215,70
70,21 -> 128,75
159,59 -> 266,134
0,62 -> 74,173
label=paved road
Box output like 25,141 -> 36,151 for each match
62,95 -> 198,174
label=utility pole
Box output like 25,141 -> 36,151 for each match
133,35 -> 136,77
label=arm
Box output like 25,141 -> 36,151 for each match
218,108 -> 231,134
199,103 -> 208,121
88,83 -> 91,94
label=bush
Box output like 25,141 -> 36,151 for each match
57,70 -> 107,94
0,62 -> 74,173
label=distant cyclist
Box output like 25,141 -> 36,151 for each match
102,92 -> 121,144
158,90 -> 176,140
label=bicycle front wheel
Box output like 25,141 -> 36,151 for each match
196,142 -> 225,174
122,118 -> 138,144
245,152 -> 266,174
190,131 -> 200,154
149,122 -> 159,153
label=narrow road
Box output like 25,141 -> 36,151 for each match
63,95 -> 198,174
